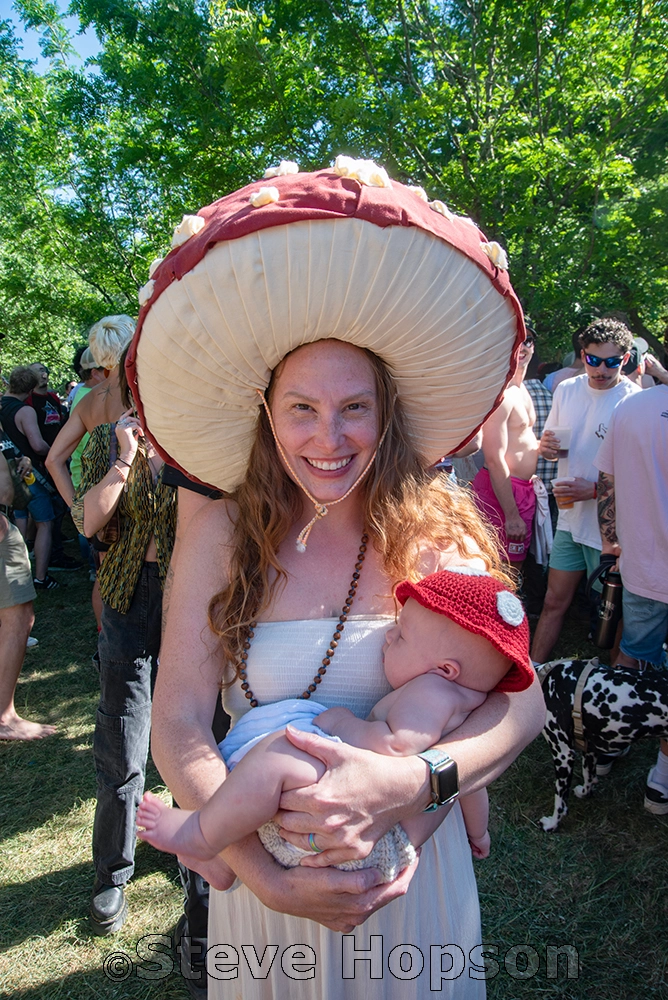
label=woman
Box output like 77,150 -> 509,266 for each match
129,165 -> 545,997
46,314 -> 135,508
71,361 -> 176,935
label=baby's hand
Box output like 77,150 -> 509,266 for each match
315,706 -> 356,736
468,831 -> 491,860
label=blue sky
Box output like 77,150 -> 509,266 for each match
0,0 -> 101,70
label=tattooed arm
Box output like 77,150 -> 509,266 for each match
597,471 -> 620,558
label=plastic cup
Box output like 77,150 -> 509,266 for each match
550,427 -> 571,459
552,477 -> 575,509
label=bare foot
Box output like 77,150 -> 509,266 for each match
0,714 -> 56,741
137,792 -> 237,889
137,791 -> 219,862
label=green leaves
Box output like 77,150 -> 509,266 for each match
1,0 -> 666,379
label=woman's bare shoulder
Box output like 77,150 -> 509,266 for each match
188,496 -> 238,541
181,497 -> 239,577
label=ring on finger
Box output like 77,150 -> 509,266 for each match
308,832 -> 323,853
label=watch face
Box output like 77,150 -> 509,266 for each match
434,757 -> 459,805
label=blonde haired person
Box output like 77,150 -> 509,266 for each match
46,315 -> 135,508
87,314 -> 136,372
130,167 -> 545,999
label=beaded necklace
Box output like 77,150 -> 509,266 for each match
238,532 -> 369,708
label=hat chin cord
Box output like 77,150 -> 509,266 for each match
258,390 -> 390,551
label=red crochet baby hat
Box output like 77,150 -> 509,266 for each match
395,568 -> 533,692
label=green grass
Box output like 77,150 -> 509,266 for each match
1,567 -> 666,998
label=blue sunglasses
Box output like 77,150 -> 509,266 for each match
584,353 -> 624,369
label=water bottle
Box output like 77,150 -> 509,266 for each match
594,568 -> 623,649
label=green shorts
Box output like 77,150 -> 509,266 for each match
0,519 -> 36,609
549,529 -> 602,589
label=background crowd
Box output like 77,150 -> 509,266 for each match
1,301 -> 667,1000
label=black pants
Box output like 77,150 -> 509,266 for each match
93,563 -> 162,885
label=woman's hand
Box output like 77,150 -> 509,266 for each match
81,410 -> 144,537
115,407 -> 143,465
274,728 -> 431,865
223,834 -> 421,932
16,456 -> 32,478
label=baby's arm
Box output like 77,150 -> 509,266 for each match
317,674 -> 467,756
460,788 -> 490,859
399,782 -> 490,858
138,729 -> 326,868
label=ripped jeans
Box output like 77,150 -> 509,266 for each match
93,562 -> 162,886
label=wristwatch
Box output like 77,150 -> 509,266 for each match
417,749 -> 459,812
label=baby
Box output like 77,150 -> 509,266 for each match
137,568 -> 533,883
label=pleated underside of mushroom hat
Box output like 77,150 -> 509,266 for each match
127,167 -> 524,493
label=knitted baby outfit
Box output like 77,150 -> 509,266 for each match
258,819 -> 416,884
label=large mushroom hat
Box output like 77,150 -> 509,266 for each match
127,159 -> 525,492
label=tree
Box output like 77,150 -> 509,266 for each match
1,0 -> 666,378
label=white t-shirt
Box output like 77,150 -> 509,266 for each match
594,384 -> 668,602
545,374 -> 640,548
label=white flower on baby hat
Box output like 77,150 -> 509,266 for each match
138,279 -> 155,306
250,186 -> 280,207
171,214 -> 205,248
333,155 -> 391,188
429,200 -> 453,220
148,257 -> 163,278
264,160 -> 299,178
481,241 -> 509,270
496,591 -> 525,626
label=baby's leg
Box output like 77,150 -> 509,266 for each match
197,729 -> 327,852
139,729 -> 326,866
137,792 -> 219,869
138,795 -> 240,887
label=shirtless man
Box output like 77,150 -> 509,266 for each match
46,316 -> 135,507
471,333 -> 539,571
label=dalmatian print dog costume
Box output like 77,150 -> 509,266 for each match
539,658 -> 668,831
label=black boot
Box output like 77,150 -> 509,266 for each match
89,881 -> 128,936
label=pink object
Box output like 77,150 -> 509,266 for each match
470,468 -> 536,564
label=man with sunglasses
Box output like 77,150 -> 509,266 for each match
530,318 -> 640,663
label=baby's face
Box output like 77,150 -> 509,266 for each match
383,598 -> 451,689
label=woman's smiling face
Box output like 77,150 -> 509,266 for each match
269,340 -> 380,503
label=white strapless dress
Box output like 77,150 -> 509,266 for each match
208,616 -> 485,999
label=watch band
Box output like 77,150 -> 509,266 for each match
417,748 -> 460,812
